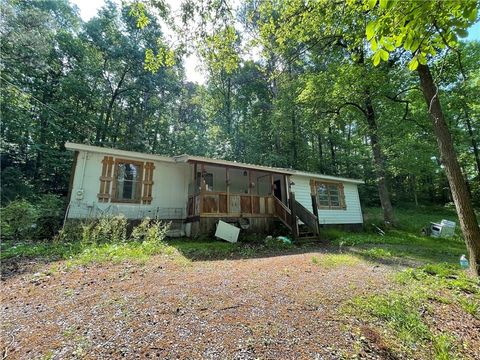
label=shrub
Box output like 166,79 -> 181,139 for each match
1,199 -> 38,240
35,194 -> 65,239
264,236 -> 293,250
131,218 -> 170,244
81,216 -> 128,245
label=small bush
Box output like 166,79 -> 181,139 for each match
131,218 -> 170,244
81,216 -> 128,245
1,199 -> 38,240
35,195 -> 65,239
264,236 -> 293,250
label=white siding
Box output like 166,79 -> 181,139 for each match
67,151 -> 190,220
290,175 -> 363,224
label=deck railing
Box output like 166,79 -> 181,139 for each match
187,192 -> 275,217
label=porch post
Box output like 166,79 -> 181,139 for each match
226,166 -> 229,214
199,163 -> 205,214
289,191 -> 299,239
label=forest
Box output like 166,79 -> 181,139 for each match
2,2 -> 480,357
1,1 -> 479,235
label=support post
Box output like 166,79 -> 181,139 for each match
311,194 -> 320,236
289,191 -> 299,239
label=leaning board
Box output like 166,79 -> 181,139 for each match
215,220 -> 240,243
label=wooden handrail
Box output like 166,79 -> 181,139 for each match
293,200 -> 319,236
273,196 -> 292,230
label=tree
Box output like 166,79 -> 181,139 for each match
360,0 -> 480,275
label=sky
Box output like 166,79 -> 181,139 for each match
72,0 -> 480,84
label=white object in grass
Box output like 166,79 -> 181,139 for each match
430,220 -> 456,238
215,220 -> 240,243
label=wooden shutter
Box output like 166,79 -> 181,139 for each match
339,183 -> 347,209
142,161 -> 155,204
98,156 -> 114,202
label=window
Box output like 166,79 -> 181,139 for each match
113,160 -> 143,202
315,181 -> 345,209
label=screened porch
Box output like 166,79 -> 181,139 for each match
186,162 -> 289,217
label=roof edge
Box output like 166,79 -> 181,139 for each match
64,142 -> 175,163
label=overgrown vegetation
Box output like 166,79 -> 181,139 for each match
2,216 -> 174,267
347,263 -> 479,358
1,195 -> 64,240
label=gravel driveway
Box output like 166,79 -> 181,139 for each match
1,251 -> 394,359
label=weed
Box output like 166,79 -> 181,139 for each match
432,333 -> 456,360
457,297 -> 479,318
360,247 -> 394,260
312,254 -> 361,268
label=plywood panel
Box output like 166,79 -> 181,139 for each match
240,196 -> 251,213
259,197 -> 266,214
267,197 -> 274,214
229,195 -> 240,213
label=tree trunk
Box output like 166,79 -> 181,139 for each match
317,133 -> 324,173
364,94 -> 396,227
418,64 -> 480,276
328,122 -> 337,174
463,106 -> 480,177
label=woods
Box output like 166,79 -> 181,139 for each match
1,0 -> 479,270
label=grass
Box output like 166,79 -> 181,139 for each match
346,263 -> 480,358
311,253 -> 361,268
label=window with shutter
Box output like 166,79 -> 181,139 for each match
110,159 -> 144,203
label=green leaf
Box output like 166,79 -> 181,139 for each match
368,0 -> 377,10
371,37 -> 378,51
379,0 -> 388,9
468,8 -> 478,21
379,49 -> 389,61
373,52 -> 381,66
366,22 -> 375,40
417,53 -> 427,65
456,29 -> 468,38
408,57 -> 419,71
384,42 -> 395,51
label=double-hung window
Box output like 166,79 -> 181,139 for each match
113,160 -> 143,202
315,181 -> 346,209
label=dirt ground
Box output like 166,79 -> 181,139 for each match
0,251 -> 405,359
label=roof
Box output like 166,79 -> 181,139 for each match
65,142 -> 364,184
65,142 -> 175,163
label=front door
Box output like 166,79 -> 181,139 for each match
274,179 -> 282,200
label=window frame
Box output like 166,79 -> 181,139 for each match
111,158 -> 144,204
313,180 -> 346,210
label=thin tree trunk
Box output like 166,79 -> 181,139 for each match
418,64 -> 480,276
317,133 -> 324,173
364,94 -> 396,227
328,123 -> 337,174
463,106 -> 480,177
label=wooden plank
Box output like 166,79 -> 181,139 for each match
219,194 -> 228,213
259,196 -> 266,214
240,196 -> 251,213
267,197 -> 274,214
202,195 -> 218,213
229,195 -> 240,213
252,196 -> 260,214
